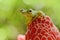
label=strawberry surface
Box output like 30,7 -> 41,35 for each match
25,16 -> 60,40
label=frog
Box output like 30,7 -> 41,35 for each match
20,9 -> 45,25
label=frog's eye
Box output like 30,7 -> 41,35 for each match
28,9 -> 32,12
27,9 -> 33,13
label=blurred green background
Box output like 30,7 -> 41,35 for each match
0,0 -> 60,40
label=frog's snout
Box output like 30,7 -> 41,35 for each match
20,9 -> 27,13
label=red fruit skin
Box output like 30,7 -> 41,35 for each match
25,16 -> 60,40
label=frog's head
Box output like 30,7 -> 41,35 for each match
20,9 -> 34,18
20,9 -> 45,18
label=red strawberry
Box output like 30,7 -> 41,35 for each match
25,15 -> 60,40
